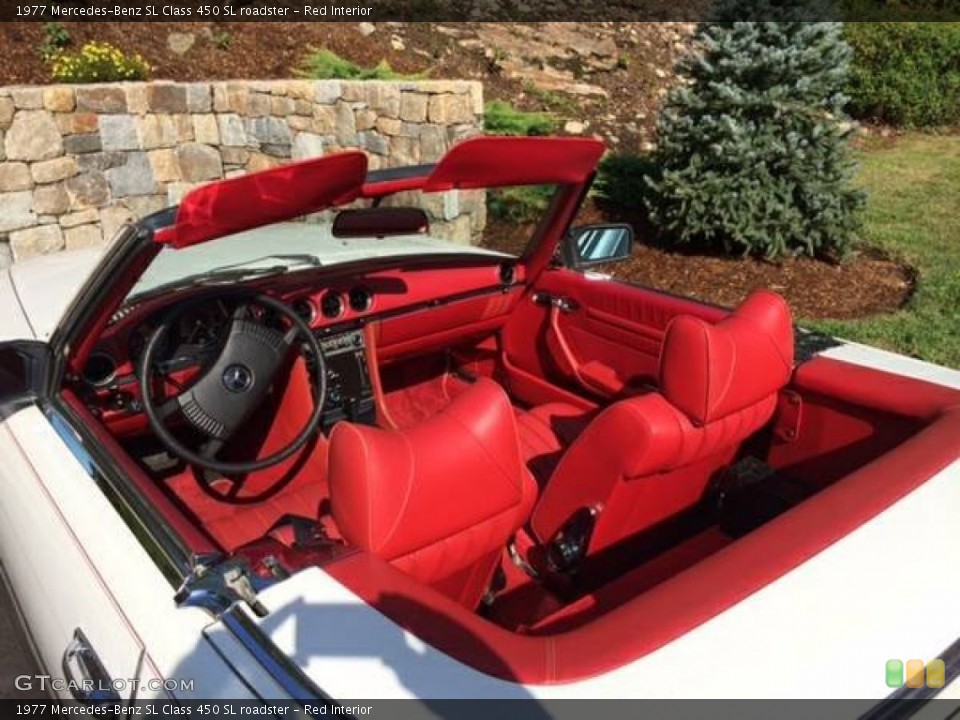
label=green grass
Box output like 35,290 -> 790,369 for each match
299,48 -> 423,81
483,100 -> 559,137
810,133 -> 960,368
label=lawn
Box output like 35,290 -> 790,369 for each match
811,133 -> 960,369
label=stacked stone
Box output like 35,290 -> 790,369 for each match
0,79 -> 483,266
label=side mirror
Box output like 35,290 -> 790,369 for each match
563,223 -> 634,269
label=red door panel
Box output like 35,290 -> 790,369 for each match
502,268 -> 727,404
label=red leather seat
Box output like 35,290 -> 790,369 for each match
529,290 -> 795,557
327,378 -> 537,609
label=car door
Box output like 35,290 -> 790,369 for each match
503,265 -> 728,406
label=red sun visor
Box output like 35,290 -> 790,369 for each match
155,151 -> 368,249
422,136 -> 606,192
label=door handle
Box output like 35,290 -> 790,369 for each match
62,628 -> 122,703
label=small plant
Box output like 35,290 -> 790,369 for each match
522,82 -> 577,115
39,22 -> 71,61
484,100 -> 559,136
299,47 -> 423,80
487,185 -> 555,224
212,30 -> 232,51
48,41 -> 151,83
593,153 -> 657,211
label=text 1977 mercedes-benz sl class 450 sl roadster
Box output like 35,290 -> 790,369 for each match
0,136 -> 959,705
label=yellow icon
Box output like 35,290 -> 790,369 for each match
906,659 -> 925,688
926,659 -> 946,689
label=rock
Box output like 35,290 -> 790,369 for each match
428,94 -> 473,124
59,208 -> 98,228
334,103 -> 357,145
0,191 -> 35,232
55,112 -> 98,136
125,86 -> 149,115
100,205 -> 136,241
63,133 -> 102,155
192,115 -> 219,145
166,182 -> 198,205
124,195 -> 167,219
358,22 -> 376,36
291,133 -> 325,160
246,153 -> 280,173
390,35 -> 405,51
11,88 -> 44,110
186,84 -> 212,113
176,143 -> 222,182
31,157 -> 77,184
314,81 -> 343,106
0,242 -> 12,269
0,98 -> 14,129
148,84 -> 188,114
33,184 -> 69,215
420,124 -> 447,162
43,87 -> 76,113
246,117 -> 291,146
311,105 -> 337,135
270,96 -> 296,117
358,132 -> 389,156
66,172 -> 111,208
356,109 -> 378,132
64,224 -> 104,250
106,152 -> 155,197
10,224 -> 63,260
564,120 -> 586,134
76,87 -> 127,114
0,163 -> 32,191
390,137 -> 420,166
399,93 -> 428,123
137,115 -> 177,149
167,32 -> 196,55
4,111 -> 63,161
376,117 -> 403,136
148,149 -> 180,183
219,147 -> 249,166
217,114 -> 247,146
76,152 -> 126,173
99,115 -> 139,151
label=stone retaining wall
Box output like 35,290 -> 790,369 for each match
0,79 -> 484,267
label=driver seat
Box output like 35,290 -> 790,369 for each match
327,378 -> 537,609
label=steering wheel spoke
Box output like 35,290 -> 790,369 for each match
156,397 -> 182,421
200,438 -> 226,460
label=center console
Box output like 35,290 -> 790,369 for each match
317,328 -> 376,431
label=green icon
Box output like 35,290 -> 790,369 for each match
886,659 -> 904,688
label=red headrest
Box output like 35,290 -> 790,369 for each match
659,290 -> 794,426
328,379 -> 533,564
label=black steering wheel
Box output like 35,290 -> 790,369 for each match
139,291 -> 326,476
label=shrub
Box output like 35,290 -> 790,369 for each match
299,48 -> 422,80
39,22 -> 71,61
593,153 -> 657,211
645,22 -> 864,260
487,185 -> 555,224
48,41 -> 150,83
845,22 -> 960,128
483,100 -> 559,136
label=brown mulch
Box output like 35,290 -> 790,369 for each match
606,245 -> 914,320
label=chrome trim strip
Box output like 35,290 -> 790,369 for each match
221,608 -> 331,706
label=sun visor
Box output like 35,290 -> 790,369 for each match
156,151 -> 368,249
422,136 -> 605,192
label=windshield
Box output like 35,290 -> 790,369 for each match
127,184 -> 558,303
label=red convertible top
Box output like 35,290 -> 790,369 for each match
154,136 -> 605,249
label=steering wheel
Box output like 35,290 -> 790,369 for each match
139,291 -> 326,476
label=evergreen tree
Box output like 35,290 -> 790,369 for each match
645,22 -> 865,260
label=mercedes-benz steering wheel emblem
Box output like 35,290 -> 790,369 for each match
222,364 -> 254,393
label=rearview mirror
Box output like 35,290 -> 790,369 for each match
332,207 -> 429,238
564,224 -> 634,269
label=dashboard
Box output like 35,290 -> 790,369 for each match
76,261 -> 523,436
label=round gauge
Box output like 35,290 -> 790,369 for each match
348,286 -> 373,313
320,292 -> 345,319
82,352 -> 117,387
292,298 -> 317,324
